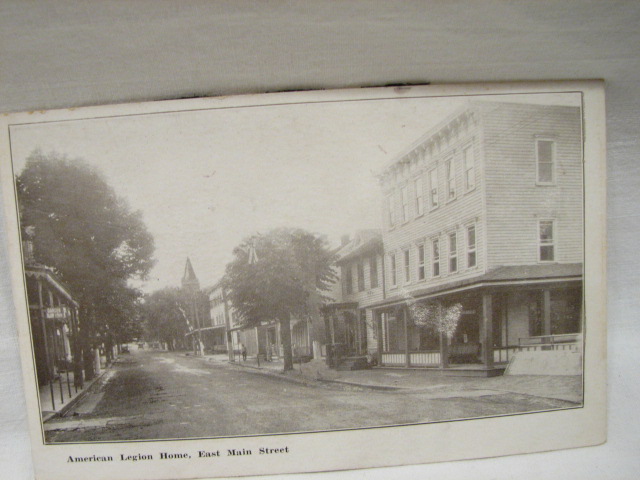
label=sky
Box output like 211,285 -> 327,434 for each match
8,90 -> 581,292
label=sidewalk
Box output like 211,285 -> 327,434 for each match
198,354 -> 583,404
39,361 -> 113,423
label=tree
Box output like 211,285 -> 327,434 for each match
17,150 -> 155,377
408,299 -> 463,368
409,300 -> 463,340
224,228 -> 337,371
141,287 -> 191,351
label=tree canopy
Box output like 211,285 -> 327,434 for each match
141,287 -> 191,350
17,150 -> 155,348
224,227 -> 337,370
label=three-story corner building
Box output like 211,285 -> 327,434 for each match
369,101 -> 583,375
322,231 -> 384,369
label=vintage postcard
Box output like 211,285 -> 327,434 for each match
0,82 -> 606,480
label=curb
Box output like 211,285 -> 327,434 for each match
221,359 -> 407,392
316,379 -> 405,391
224,361 -> 317,388
184,353 -> 444,392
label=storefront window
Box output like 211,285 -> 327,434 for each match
551,288 -> 582,334
528,292 -> 543,337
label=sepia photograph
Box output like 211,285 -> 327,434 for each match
0,83 -> 606,480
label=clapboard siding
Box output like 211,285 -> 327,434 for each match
340,253 -> 385,308
479,103 -> 583,267
381,117 -> 488,298
378,101 -> 583,299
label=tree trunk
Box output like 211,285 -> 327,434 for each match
279,313 -> 294,372
82,307 -> 96,381
105,334 -> 113,365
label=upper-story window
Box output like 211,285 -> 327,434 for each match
403,249 -> 410,283
463,144 -> 475,191
445,157 -> 456,201
432,238 -> 440,277
345,265 -> 353,295
466,224 -> 477,268
449,232 -> 458,273
536,139 -> 555,184
417,244 -> 425,281
429,168 -> 439,209
370,255 -> 379,288
390,253 -> 397,287
357,261 -> 365,292
539,220 -> 555,261
387,194 -> 396,227
415,177 -> 424,216
401,185 -> 409,222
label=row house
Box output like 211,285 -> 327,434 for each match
325,101 -> 583,375
187,260 -> 325,362
321,231 -> 384,369
232,304 -> 325,362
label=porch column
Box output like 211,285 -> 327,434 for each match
356,310 -> 362,355
440,332 -> 449,369
330,313 -> 336,344
306,318 -> 312,357
254,327 -> 259,357
543,289 -> 552,336
402,306 -> 410,368
37,278 -> 56,410
71,306 -> 83,391
375,310 -> 383,366
481,293 -> 494,368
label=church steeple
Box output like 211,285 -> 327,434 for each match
181,257 -> 200,292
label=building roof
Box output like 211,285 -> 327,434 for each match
369,263 -> 583,309
203,277 -> 226,296
181,257 -> 200,290
379,101 -> 476,176
379,100 -> 580,179
24,265 -> 79,306
335,229 -> 383,264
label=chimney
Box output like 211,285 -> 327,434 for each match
340,234 -> 350,247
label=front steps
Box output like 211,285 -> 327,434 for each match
505,349 -> 582,376
336,356 -> 370,371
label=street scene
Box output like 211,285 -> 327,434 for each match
9,91 -> 585,443
44,347 -> 579,443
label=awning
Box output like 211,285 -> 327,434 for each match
369,263 -> 583,310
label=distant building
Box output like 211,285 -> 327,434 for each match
223,286 -> 326,362
232,304 -> 325,362
205,281 -> 233,356
368,101 -> 583,375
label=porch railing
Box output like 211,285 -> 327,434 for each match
493,346 -> 519,364
381,350 -> 440,367
518,333 -> 582,352
409,351 -> 441,366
